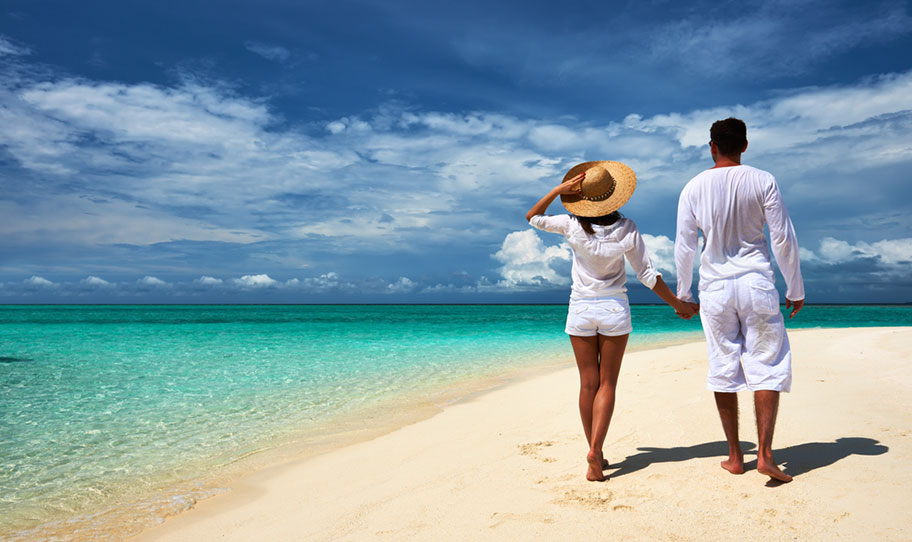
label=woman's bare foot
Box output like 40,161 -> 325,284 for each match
757,460 -> 793,482
720,454 -> 744,474
586,451 -> 605,481
597,450 -> 609,470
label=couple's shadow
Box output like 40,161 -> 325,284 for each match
608,437 -> 888,483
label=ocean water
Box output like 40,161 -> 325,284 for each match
1,304 -> 910,540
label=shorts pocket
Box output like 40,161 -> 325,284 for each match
566,303 -> 596,335
604,300 -> 623,314
749,281 -> 780,315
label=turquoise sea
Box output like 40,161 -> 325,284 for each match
2,304 -> 911,540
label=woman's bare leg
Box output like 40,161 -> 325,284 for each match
570,335 -> 598,444
569,335 -> 603,480
588,334 -> 628,475
570,335 -> 628,481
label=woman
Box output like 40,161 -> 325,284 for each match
526,161 -> 698,482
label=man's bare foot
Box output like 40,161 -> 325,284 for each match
720,455 -> 744,475
586,451 -> 605,481
757,460 -> 793,483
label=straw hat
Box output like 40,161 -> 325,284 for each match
559,160 -> 637,217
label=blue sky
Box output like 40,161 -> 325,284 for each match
1,0 -> 911,303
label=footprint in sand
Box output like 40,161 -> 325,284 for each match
518,441 -> 558,463
553,488 -> 615,509
489,512 -> 555,529
374,521 -> 428,537
535,473 -> 576,485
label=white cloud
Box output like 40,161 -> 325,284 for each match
4,58 -> 911,255
296,272 -> 359,292
647,4 -> 912,78
817,237 -> 857,263
24,275 -> 56,287
21,82 -> 272,141
82,276 -> 112,287
492,229 -> 570,288
640,234 -> 675,275
420,282 -> 482,294
244,41 -> 291,62
0,36 -> 30,56
799,246 -> 820,263
326,120 -> 347,134
138,276 -> 169,287
0,196 -> 264,246
630,71 -> 912,156
386,276 -> 417,293
0,73 -> 350,245
324,116 -> 371,134
1,273 -> 439,298
528,124 -> 583,151
811,236 -> 912,265
234,274 -> 279,288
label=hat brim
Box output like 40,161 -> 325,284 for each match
560,160 -> 637,217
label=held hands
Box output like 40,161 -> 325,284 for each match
674,299 -> 700,320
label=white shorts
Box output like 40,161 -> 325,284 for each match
698,274 -> 792,393
565,296 -> 632,337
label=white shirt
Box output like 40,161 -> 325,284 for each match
529,215 -> 661,300
674,164 -> 805,303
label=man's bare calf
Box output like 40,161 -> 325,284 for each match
714,392 -> 745,474
755,390 -> 792,482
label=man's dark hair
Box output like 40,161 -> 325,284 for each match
710,117 -> 747,156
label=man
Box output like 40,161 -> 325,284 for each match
674,117 -> 804,483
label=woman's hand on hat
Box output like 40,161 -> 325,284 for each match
528,173 -> 585,221
557,172 -> 585,195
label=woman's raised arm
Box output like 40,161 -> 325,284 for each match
525,173 -> 585,222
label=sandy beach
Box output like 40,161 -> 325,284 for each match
131,327 -> 912,542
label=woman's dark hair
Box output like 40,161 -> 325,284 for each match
710,117 -> 747,156
576,211 -> 623,235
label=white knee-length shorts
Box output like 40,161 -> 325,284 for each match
565,295 -> 632,337
698,274 -> 792,393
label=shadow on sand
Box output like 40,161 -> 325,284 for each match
609,437 -> 888,482
608,440 -> 755,479
763,437 -> 889,477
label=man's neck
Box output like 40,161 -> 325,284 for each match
712,154 -> 742,169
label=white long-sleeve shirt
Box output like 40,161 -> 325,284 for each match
674,165 -> 804,303
529,215 -> 661,300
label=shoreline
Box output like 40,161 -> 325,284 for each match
3,331 -> 703,542
130,326 -> 911,542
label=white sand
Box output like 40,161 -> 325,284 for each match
132,327 -> 912,541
